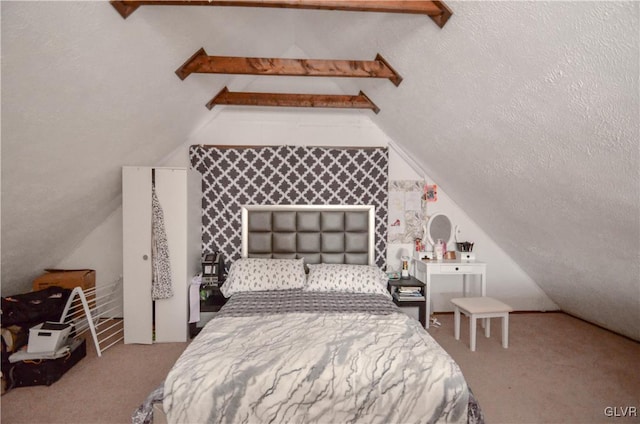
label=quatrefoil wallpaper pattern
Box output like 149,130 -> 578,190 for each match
189,145 -> 388,269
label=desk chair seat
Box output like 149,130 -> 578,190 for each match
451,297 -> 512,352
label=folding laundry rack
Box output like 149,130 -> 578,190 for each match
58,278 -> 123,357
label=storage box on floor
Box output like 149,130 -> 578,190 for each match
1,286 -> 86,392
7,338 -> 86,388
27,322 -> 72,353
1,286 -> 73,357
33,269 -> 96,316
33,269 -> 95,291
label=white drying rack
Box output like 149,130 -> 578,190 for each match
58,278 -> 123,357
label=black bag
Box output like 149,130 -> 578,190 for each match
6,338 -> 86,389
1,286 -> 71,328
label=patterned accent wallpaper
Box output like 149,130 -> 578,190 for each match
190,145 -> 389,269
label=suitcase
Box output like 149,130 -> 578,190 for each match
6,338 -> 86,389
2,286 -> 72,328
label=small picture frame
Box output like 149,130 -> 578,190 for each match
202,253 -> 218,277
423,184 -> 438,202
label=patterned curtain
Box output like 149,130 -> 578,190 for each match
190,145 -> 388,269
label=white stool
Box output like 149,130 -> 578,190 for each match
451,297 -> 513,352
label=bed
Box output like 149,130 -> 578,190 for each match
134,205 -> 483,424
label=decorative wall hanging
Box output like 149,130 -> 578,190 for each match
189,145 -> 389,269
423,184 -> 438,202
388,180 -> 425,244
176,49 -> 402,86
110,1 -> 453,28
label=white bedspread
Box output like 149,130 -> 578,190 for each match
164,311 -> 468,424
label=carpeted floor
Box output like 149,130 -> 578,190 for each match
1,338 -> 188,423
428,312 -> 640,424
1,312 -> 638,423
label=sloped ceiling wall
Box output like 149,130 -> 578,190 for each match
1,1 -> 295,294
1,1 -> 638,340
293,1 -> 640,339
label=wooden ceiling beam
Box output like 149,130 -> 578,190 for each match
206,87 -> 380,113
176,48 -> 402,86
110,1 -> 452,28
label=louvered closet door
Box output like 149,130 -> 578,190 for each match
122,167 -> 153,344
154,168 -> 188,342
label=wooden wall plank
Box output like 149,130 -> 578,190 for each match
110,1 -> 452,27
206,87 -> 380,113
176,48 -> 402,86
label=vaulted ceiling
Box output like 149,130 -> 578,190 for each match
2,1 -> 638,340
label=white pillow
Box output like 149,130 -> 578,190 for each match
220,258 -> 306,297
304,263 -> 392,299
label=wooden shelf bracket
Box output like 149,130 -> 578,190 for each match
207,87 -> 380,113
176,48 -> 402,86
110,1 -> 452,28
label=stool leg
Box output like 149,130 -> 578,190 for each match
485,317 -> 491,338
502,314 -> 509,348
454,307 -> 460,340
470,315 -> 477,352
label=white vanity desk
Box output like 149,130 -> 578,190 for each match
413,259 -> 486,329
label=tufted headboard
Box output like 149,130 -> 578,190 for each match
241,205 -> 375,265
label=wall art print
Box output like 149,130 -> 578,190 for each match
388,180 -> 426,244
423,184 -> 438,202
190,145 -> 388,269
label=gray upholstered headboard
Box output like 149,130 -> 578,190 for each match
241,205 -> 375,265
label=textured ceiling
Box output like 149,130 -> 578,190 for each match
1,0 -> 295,294
2,1 -> 638,340
293,1 -> 639,339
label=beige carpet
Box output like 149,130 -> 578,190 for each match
1,312 -> 638,424
428,312 -> 640,424
1,338 -> 188,423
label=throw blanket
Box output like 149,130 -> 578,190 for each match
163,292 -> 469,424
217,289 -> 397,317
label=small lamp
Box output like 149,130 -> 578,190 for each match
400,255 -> 411,279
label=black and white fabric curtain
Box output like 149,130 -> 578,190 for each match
190,145 -> 389,269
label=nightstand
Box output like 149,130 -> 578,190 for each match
189,281 -> 227,338
388,276 -> 427,328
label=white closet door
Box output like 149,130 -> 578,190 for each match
123,167 -> 153,344
154,168 -> 188,342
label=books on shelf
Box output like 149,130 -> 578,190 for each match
202,276 -> 222,287
393,294 -> 426,302
397,286 -> 422,293
392,288 -> 425,302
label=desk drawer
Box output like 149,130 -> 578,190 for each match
438,264 -> 478,274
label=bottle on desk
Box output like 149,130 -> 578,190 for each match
434,239 -> 445,261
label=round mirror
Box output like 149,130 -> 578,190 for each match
424,213 -> 454,247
